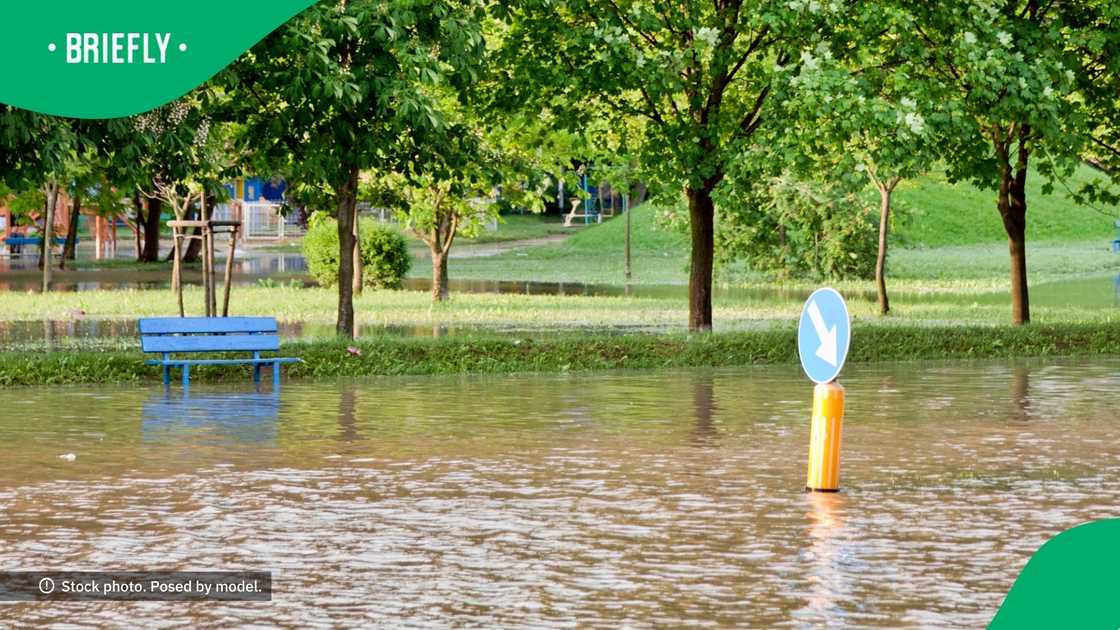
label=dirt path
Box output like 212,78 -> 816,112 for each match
411,233 -> 572,260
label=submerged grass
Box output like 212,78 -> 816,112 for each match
2,322 -> 1117,386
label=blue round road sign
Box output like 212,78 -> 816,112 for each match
797,287 -> 851,384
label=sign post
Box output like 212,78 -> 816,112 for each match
798,288 -> 851,492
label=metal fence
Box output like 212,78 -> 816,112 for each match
212,202 -> 305,241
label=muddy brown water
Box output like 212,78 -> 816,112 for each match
1,358 -> 1118,627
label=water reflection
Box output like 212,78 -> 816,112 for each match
797,492 -> 849,626
337,384 -> 359,442
1,359 -> 1119,627
689,372 -> 720,447
142,389 -> 280,445
1011,365 -> 1032,423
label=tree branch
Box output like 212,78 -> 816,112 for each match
737,84 -> 770,138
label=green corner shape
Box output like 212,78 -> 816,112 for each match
0,1 -> 316,118
990,519 -> 1120,629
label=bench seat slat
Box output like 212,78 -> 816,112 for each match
141,334 -> 280,354
139,317 -> 278,335
146,357 -> 301,366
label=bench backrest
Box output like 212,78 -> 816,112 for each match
140,317 -> 280,354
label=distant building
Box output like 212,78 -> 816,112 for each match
224,177 -> 287,204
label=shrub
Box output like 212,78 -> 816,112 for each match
302,213 -> 411,289
714,176 -> 878,281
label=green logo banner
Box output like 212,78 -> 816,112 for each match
991,519 -> 1120,628
0,1 -> 316,118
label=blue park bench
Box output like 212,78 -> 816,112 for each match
2,235 -> 73,254
139,317 -> 301,388
1113,219 -> 1120,254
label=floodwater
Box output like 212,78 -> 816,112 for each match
1,358 -> 1119,627
0,253 -> 309,292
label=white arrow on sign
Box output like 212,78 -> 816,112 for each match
806,299 -> 838,367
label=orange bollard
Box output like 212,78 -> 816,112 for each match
806,381 -> 845,492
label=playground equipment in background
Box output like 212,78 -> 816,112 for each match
1,193 -> 132,259
563,168 -> 624,227
90,214 -> 130,259
212,201 -> 304,241
213,176 -> 302,242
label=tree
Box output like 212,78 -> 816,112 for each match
713,173 -> 878,281
498,0 -> 827,330
364,106 -> 559,302
224,0 -> 487,337
1069,2 -> 1120,204
0,109 -> 85,290
772,18 -> 944,314
902,1 -> 1118,325
88,92 -> 223,263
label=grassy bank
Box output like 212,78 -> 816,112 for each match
2,322 -> 1117,387
2,281 -> 1117,336
413,184 -> 1118,286
893,166 -> 1117,247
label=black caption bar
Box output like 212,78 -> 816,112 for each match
0,571 -> 271,602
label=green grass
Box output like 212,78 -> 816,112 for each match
402,214 -> 572,251
2,323 -> 1118,386
415,190 -> 1118,288
891,240 -> 1119,281
894,165 -> 1119,247
2,278 -> 1116,340
411,204 -> 690,285
458,214 -> 573,244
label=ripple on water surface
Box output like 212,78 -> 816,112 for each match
1,358 -> 1119,627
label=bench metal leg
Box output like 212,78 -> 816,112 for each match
253,365 -> 261,384
162,365 -> 170,386
272,362 -> 280,389
181,365 -> 190,387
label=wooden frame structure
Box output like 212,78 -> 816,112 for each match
168,219 -> 242,318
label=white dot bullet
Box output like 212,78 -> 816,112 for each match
48,43 -> 56,52
179,43 -> 188,52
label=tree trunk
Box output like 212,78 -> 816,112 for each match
183,194 -> 214,263
686,186 -> 715,332
996,131 -> 1031,325
352,199 -> 363,296
62,192 -> 81,264
166,206 -> 203,264
875,183 -> 894,315
130,194 -> 144,260
335,166 -> 360,338
632,182 -> 648,206
42,182 -> 59,291
37,199 -> 47,271
624,193 -> 632,281
999,174 -> 1030,325
182,226 -> 204,263
431,249 -> 449,302
141,196 -> 162,262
